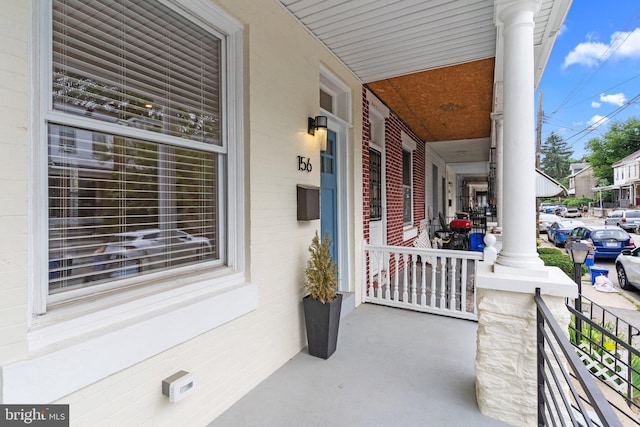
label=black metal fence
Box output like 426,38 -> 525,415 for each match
570,293 -> 640,424
535,288 -> 624,426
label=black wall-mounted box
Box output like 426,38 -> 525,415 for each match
297,185 -> 320,221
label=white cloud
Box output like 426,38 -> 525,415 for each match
587,115 -> 609,129
591,101 -> 601,108
563,28 -> 640,68
558,24 -> 568,37
599,92 -> 626,106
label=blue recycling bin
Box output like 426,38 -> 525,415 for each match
469,233 -> 485,252
589,266 -> 608,285
584,251 -> 595,268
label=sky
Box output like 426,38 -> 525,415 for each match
537,0 -> 640,160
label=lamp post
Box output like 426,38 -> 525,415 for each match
566,240 -> 590,339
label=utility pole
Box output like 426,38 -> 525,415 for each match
535,89 -> 542,169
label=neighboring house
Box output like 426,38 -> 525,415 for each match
0,1 -> 573,426
593,149 -> 640,208
570,162 -> 588,176
569,164 -> 596,199
611,150 -> 640,207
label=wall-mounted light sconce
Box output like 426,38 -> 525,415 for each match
308,116 -> 328,151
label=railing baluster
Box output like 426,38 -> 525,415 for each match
461,257 -> 468,313
449,257 -> 457,310
420,259 -> 427,306
439,257 -> 446,309
472,260 -> 477,314
410,255 -> 417,304
430,257 -> 437,307
372,250 -> 378,299
393,255 -> 399,301
401,254 -> 408,302
383,251 -> 390,300
380,251 -> 391,299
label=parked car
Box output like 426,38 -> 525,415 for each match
91,228 -> 212,279
539,202 -> 556,213
547,220 -> 585,247
561,207 -> 581,218
604,209 -> 640,232
554,206 -> 567,216
538,213 -> 560,233
615,247 -> 640,290
567,225 -> 635,260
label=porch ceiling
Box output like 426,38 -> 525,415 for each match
278,0 -> 570,163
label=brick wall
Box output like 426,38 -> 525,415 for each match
362,88 -> 426,247
362,87 -> 371,244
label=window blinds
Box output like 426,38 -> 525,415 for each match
48,0 -> 223,294
52,0 -> 222,144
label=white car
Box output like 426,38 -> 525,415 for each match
538,213 -> 560,233
616,247 -> 640,290
605,209 -> 640,232
561,207 -> 582,218
94,229 -> 212,278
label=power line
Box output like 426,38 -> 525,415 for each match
563,72 -> 640,111
562,91 -> 640,148
548,6 -> 640,118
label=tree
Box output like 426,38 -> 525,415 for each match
540,132 -> 573,181
586,117 -> 640,183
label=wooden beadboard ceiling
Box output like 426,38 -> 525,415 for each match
278,0 -> 570,162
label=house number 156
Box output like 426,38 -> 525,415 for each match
298,156 -> 312,172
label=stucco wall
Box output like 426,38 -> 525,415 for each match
0,0 -> 363,424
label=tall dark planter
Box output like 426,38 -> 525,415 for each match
302,293 -> 342,359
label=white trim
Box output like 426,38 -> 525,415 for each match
401,131 -> 417,152
319,64 -> 352,126
319,65 -> 352,294
366,89 -> 389,119
367,99 -> 387,249
30,1 -> 50,316
3,281 -> 257,404
403,226 -> 418,241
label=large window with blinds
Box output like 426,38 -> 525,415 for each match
46,0 -> 229,296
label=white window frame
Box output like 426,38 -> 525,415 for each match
6,0 -> 254,404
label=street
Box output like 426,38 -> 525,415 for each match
541,213 -> 640,329
577,215 -> 640,302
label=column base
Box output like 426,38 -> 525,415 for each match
496,250 -> 544,269
475,262 -> 577,426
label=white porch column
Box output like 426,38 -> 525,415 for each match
474,2 -> 581,425
495,0 -> 543,269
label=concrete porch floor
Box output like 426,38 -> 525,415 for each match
208,304 -> 510,427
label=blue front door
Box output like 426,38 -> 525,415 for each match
321,130 -> 338,261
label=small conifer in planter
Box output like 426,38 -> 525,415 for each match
302,231 -> 342,359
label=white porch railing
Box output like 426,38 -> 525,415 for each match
363,243 -> 483,321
